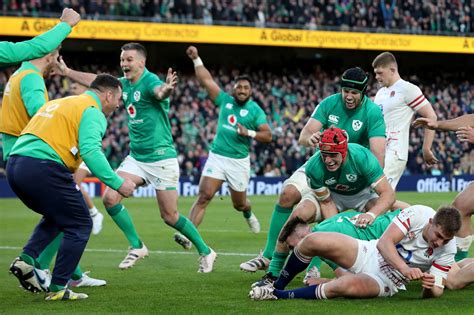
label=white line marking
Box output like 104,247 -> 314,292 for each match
0,246 -> 257,257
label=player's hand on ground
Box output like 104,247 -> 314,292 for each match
412,118 -> 438,130
50,56 -> 70,77
60,8 -> 81,27
118,178 -> 136,197
421,273 -> 436,289
354,212 -> 375,228
456,126 -> 474,144
186,46 -> 199,60
307,131 -> 321,147
164,68 -> 178,90
422,149 -> 439,166
236,123 -> 249,136
400,266 -> 424,280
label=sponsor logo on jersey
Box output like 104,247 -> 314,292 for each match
122,92 -> 128,101
127,104 -> 137,118
346,174 -> 357,182
134,91 -> 141,102
325,177 -> 337,185
240,109 -> 248,117
225,103 -> 233,109
329,114 -> 339,124
390,91 -> 396,97
335,184 -> 350,191
228,114 -> 237,126
352,120 -> 363,131
424,247 -> 433,258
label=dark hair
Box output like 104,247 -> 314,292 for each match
372,52 -> 397,68
90,74 -> 122,92
433,205 -> 461,236
234,75 -> 253,87
278,216 -> 307,243
121,42 -> 147,59
341,67 -> 368,93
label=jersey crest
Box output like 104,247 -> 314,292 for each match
240,109 -> 248,117
352,120 -> 363,131
346,174 -> 358,182
133,91 -> 141,102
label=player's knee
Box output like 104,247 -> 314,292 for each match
103,190 -> 120,208
232,201 -> 249,212
161,210 -> 179,225
197,190 -> 214,204
278,186 -> 300,208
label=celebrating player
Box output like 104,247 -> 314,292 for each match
241,68 -> 387,272
56,43 -> 217,272
173,46 -> 272,250
8,75 -> 135,300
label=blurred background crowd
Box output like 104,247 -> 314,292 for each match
1,0 -> 472,34
0,63 -> 472,178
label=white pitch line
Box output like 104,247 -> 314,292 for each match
0,246 -> 256,257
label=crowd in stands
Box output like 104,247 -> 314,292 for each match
0,63 -> 472,178
1,0 -> 472,34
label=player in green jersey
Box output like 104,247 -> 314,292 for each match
57,43 -> 217,272
251,209 -> 401,288
241,68 -> 386,273
173,46 -> 272,250
0,8 -> 80,67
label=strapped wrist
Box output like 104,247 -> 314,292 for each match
193,57 -> 203,67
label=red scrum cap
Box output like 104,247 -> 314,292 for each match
319,127 -> 349,160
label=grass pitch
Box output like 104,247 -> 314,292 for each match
0,192 -> 473,314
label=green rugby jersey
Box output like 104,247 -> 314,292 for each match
314,209 -> 401,239
210,91 -> 268,159
306,143 -> 384,195
120,68 -> 177,162
312,93 -> 385,148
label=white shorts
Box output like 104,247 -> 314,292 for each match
78,161 -> 91,174
384,149 -> 407,190
202,152 -> 250,192
283,166 -> 312,196
349,240 -> 400,297
303,187 -> 378,215
117,155 -> 179,190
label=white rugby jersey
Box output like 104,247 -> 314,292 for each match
391,205 -> 456,279
374,79 -> 430,160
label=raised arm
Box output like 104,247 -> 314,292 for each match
413,114 -> 474,131
153,68 -> 178,101
186,46 -> 221,102
0,9 -> 80,66
53,56 -> 97,87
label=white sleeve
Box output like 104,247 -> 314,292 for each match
429,246 -> 455,279
393,207 -> 417,234
403,82 -> 430,111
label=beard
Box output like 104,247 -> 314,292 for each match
234,94 -> 250,106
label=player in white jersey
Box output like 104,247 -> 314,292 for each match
413,113 -> 474,261
249,205 -> 461,300
372,52 -> 438,190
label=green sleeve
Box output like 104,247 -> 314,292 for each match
367,102 -> 386,138
311,100 -> 328,126
361,148 -> 384,184
213,90 -> 230,107
306,154 -> 324,190
0,22 -> 71,66
78,107 -> 124,190
20,73 -> 47,116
